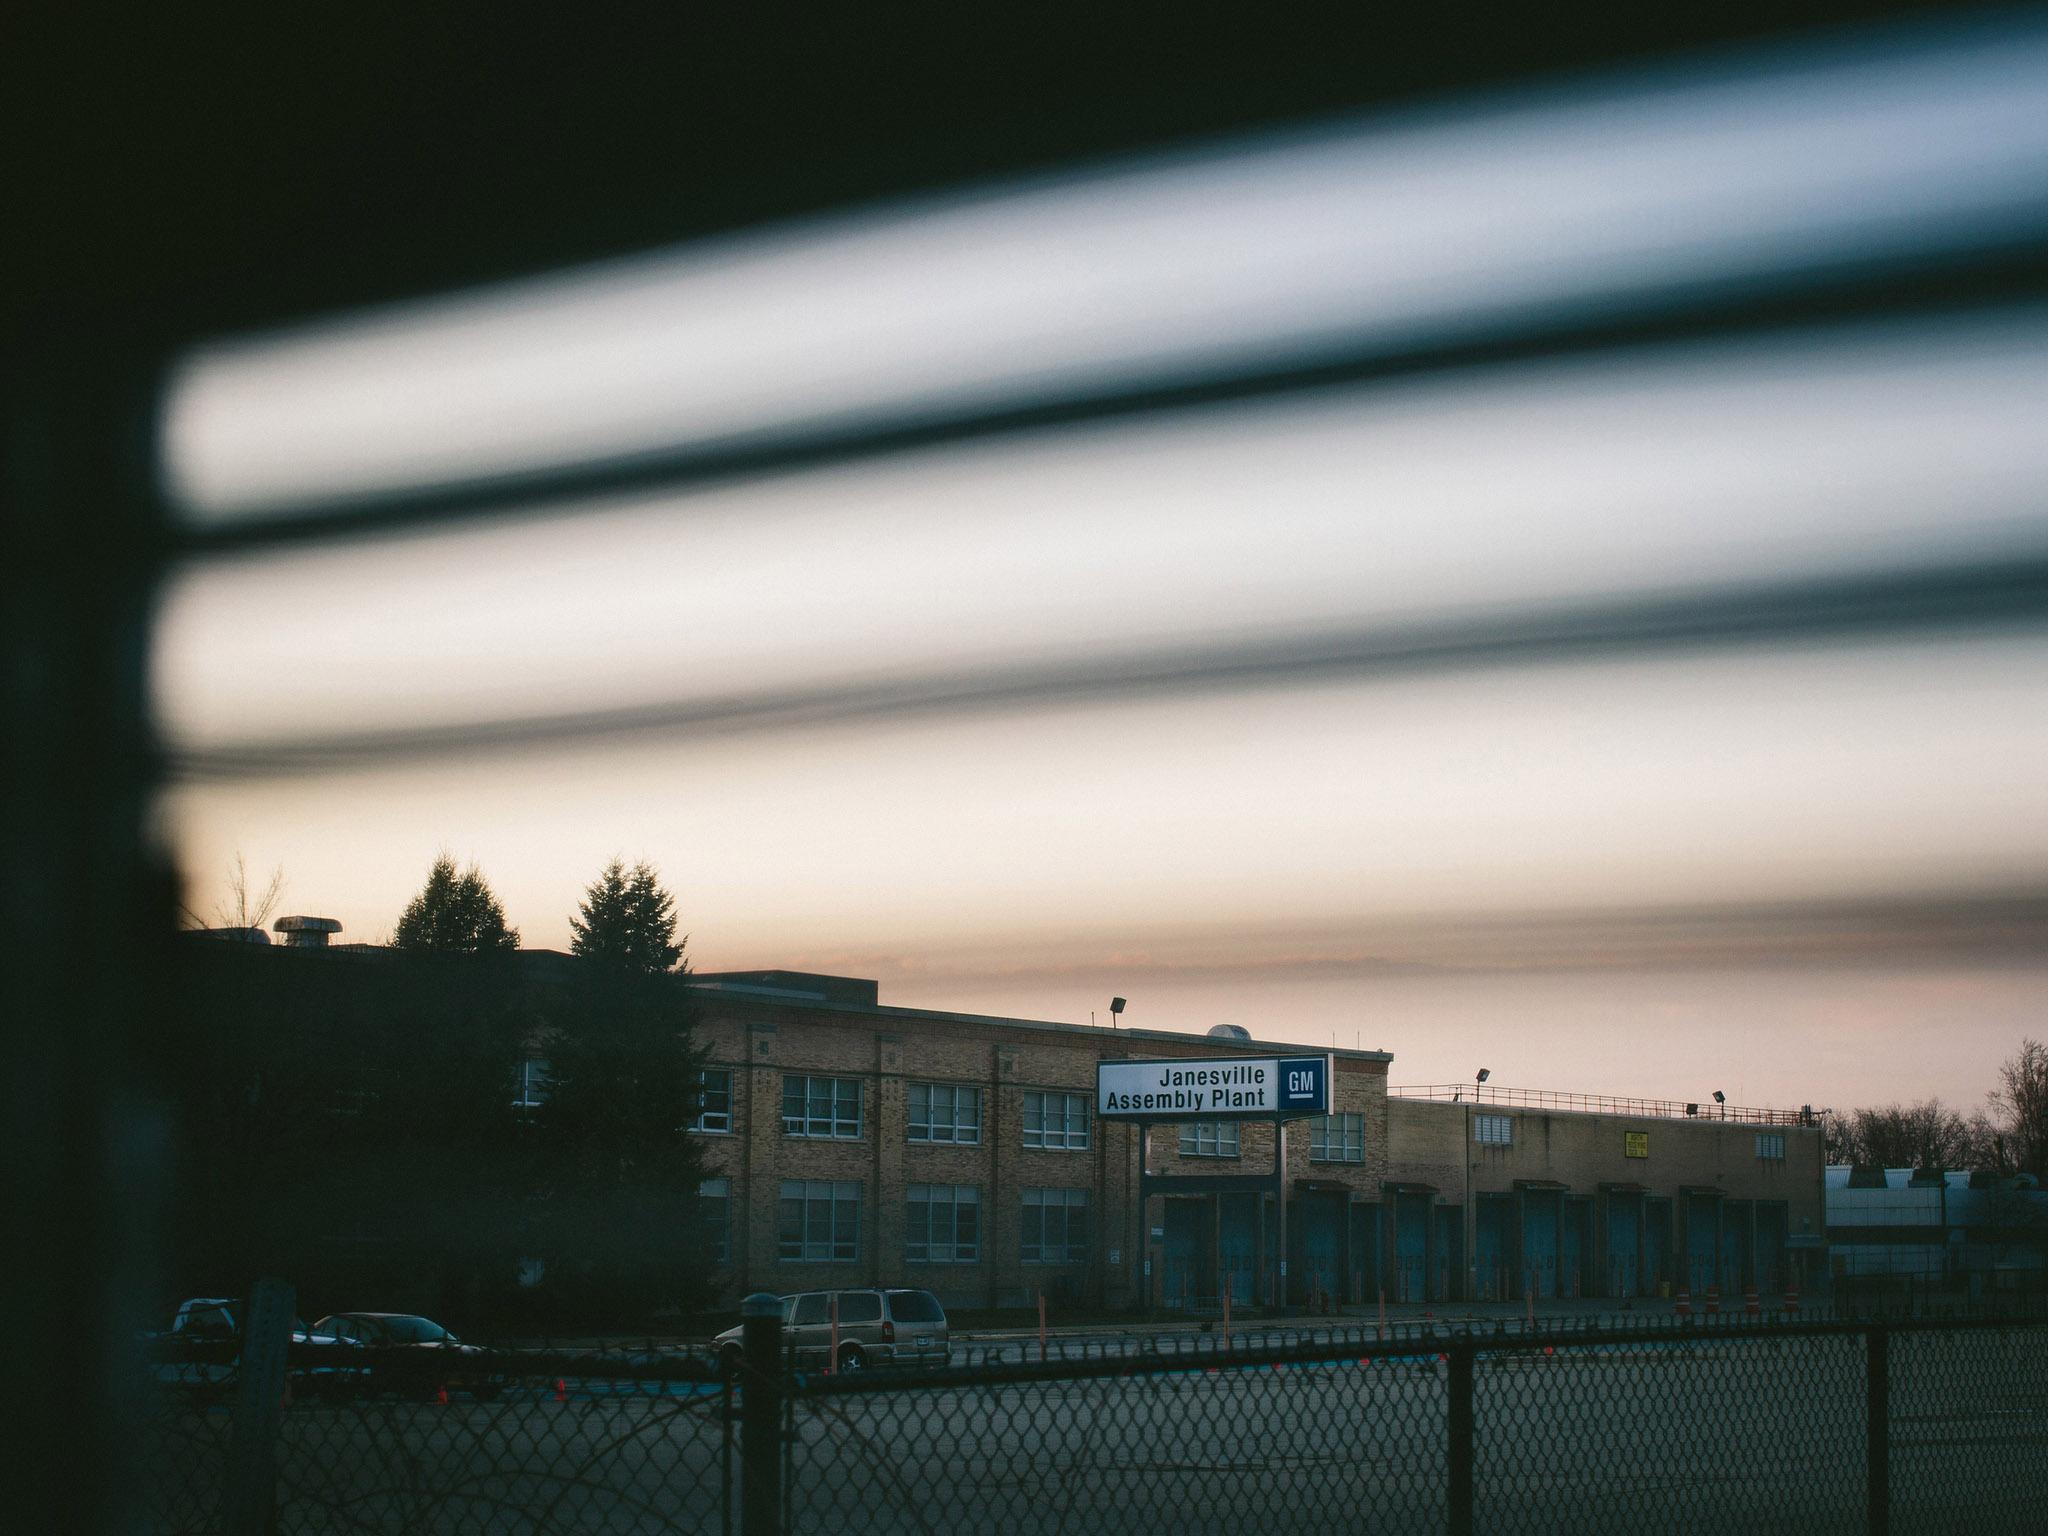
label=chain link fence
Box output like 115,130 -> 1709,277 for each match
141,1341 -> 732,1535
140,1311 -> 2048,1533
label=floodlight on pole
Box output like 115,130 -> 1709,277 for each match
1109,996 -> 1125,1030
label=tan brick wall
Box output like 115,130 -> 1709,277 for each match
1393,1099 -> 1824,1222
685,988 -> 1831,1312
689,993 -> 1395,1310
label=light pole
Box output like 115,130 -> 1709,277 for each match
1110,996 -> 1140,1309
1467,1069 -> 1489,1301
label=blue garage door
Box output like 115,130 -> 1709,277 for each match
1722,1199 -> 1753,1295
1394,1193 -> 1431,1301
1607,1195 -> 1641,1298
1162,1197 -> 1212,1309
1350,1202 -> 1382,1305
1522,1190 -> 1561,1299
1219,1193 -> 1259,1306
1685,1193 -> 1720,1296
1645,1198 -> 1672,1295
1755,1202 -> 1788,1294
1475,1194 -> 1515,1300
1292,1193 -> 1343,1307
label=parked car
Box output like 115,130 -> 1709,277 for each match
713,1289 -> 950,1373
148,1297 -> 360,1400
311,1312 -> 497,1400
161,1296 -> 350,1347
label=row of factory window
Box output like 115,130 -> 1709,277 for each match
693,1178 -> 1090,1266
527,1064 -> 1788,1166
686,1070 -> 1372,1163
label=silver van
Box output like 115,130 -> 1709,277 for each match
715,1288 -> 949,1373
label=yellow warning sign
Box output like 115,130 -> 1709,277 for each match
1624,1132 -> 1649,1158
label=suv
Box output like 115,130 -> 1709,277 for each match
715,1289 -> 949,1373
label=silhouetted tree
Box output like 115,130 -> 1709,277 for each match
1989,1038 -> 2048,1180
213,853 -> 286,931
392,856 -> 519,956
526,953 -> 710,1322
1834,1099 -> 1990,1170
569,859 -> 687,974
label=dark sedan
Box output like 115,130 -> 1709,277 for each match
311,1313 -> 497,1399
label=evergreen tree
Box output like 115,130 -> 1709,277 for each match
392,856 -> 519,956
569,858 -> 687,974
534,858 -> 707,1318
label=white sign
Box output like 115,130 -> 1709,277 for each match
1097,1055 -> 1331,1118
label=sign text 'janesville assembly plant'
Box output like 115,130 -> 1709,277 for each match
1096,1056 -> 1332,1118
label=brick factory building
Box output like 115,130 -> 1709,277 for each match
684,970 -> 1828,1310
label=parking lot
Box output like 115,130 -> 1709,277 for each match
139,1322 -> 2048,1535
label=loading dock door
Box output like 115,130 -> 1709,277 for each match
1645,1198 -> 1672,1295
1219,1194 -> 1259,1305
1475,1195 -> 1515,1300
1293,1192 -> 1343,1306
1393,1193 -> 1431,1301
1722,1199 -> 1753,1294
1685,1192 -> 1721,1295
1755,1202 -> 1788,1294
1607,1195 -> 1641,1298
1434,1204 -> 1464,1302
1162,1197 -> 1213,1309
1522,1190 -> 1561,1299
1350,1202 -> 1382,1306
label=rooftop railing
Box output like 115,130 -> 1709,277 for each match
1391,1083 -> 1813,1126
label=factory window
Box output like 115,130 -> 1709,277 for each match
1020,1188 -> 1091,1264
698,1178 -> 731,1265
909,1082 -> 983,1144
782,1075 -> 862,1139
1023,1090 -> 1090,1150
905,1184 -> 981,1263
1310,1113 -> 1366,1163
1756,1132 -> 1786,1162
1474,1113 -> 1514,1146
1178,1121 -> 1241,1157
778,1179 -> 861,1261
690,1068 -> 732,1133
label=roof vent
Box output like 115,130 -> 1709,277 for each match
272,915 -> 342,948
1206,1024 -> 1252,1042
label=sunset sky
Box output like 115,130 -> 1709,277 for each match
153,17 -> 2048,1121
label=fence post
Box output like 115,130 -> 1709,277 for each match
221,1277 -> 295,1536
739,1293 -> 784,1536
1447,1341 -> 1475,1536
1866,1325 -> 1890,1536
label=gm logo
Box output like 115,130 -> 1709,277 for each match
1276,1056 -> 1330,1113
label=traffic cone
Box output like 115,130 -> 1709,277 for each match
1705,1285 -> 1720,1316
1675,1286 -> 1692,1318
435,1385 -> 449,1406
1784,1285 -> 1801,1317
554,1378 -> 568,1403
1744,1287 -> 1760,1317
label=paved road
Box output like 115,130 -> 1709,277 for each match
141,1328 -> 2048,1534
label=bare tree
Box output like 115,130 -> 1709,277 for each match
1988,1039 -> 2048,1180
1836,1099 -> 1989,1170
211,854 -> 286,931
